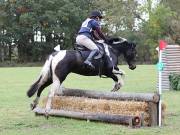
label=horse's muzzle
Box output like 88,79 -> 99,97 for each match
129,65 -> 136,70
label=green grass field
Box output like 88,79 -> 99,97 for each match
0,65 -> 180,135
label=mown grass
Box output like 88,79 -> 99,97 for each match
0,65 -> 180,135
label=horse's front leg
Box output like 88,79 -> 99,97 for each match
112,67 -> 126,76
111,73 -> 125,92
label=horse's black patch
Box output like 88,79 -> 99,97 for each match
27,37 -> 137,101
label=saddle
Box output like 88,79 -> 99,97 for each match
74,41 -> 107,77
74,41 -> 105,60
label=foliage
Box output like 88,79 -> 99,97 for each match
0,0 -> 95,62
169,73 -> 180,91
162,0 -> 180,44
0,0 -> 179,63
95,0 -> 178,63
138,3 -> 174,62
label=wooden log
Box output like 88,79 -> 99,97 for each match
148,102 -> 158,126
57,88 -> 159,103
34,107 -> 141,126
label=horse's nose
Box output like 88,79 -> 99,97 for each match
129,65 -> 136,70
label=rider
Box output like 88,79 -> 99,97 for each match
76,10 -> 108,69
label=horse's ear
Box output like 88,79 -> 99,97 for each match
129,42 -> 136,48
107,37 -> 120,44
133,43 -> 136,48
112,38 -> 121,42
107,38 -> 114,44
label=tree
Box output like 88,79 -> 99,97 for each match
95,0 -> 140,35
138,0 -> 174,62
96,0 -> 178,63
0,0 -> 96,62
1,0 -> 178,63
161,0 -> 180,44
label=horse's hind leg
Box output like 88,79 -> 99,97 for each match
31,79 -> 52,110
45,77 -> 60,117
45,68 -> 69,117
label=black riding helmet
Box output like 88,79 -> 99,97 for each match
90,10 -> 103,19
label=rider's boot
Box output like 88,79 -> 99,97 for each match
84,49 -> 99,69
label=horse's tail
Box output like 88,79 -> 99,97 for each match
27,55 -> 53,97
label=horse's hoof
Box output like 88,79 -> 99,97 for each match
30,103 -> 36,110
44,109 -> 51,119
35,112 -> 38,116
45,115 -> 49,120
44,113 -> 49,119
111,89 -> 117,92
111,84 -> 121,92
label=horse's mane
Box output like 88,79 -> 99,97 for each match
108,37 -> 127,45
107,37 -> 133,55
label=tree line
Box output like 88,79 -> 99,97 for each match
0,0 -> 179,63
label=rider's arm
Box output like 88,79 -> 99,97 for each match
95,27 -> 107,41
92,30 -> 100,40
91,19 -> 107,41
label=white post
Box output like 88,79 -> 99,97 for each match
158,50 -> 162,127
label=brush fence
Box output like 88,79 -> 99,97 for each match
34,88 -> 161,127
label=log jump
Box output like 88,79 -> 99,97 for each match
34,88 -> 164,127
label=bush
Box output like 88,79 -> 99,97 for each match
169,73 -> 180,91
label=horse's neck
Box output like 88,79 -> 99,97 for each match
109,46 -> 121,57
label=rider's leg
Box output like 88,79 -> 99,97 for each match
76,35 -> 99,68
84,49 -> 99,68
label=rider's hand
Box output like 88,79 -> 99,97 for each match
105,38 -> 112,45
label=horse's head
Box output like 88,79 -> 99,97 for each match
107,37 -> 137,70
122,41 -> 137,70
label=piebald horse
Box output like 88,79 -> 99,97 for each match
27,37 -> 137,115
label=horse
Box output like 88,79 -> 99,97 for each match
27,37 -> 137,115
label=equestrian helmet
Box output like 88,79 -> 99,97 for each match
90,10 -> 103,19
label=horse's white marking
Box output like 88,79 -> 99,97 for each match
52,50 -> 66,70
112,68 -> 126,75
33,97 -> 40,106
119,37 -> 127,41
51,50 -> 66,92
113,37 -> 127,44
45,50 -> 66,113
113,41 -> 122,44
39,55 -> 53,85
96,40 -> 113,62
96,40 -> 104,44
117,74 -> 125,86
54,45 -> 61,51
96,40 -> 110,56
112,74 -> 125,91
103,43 -> 112,60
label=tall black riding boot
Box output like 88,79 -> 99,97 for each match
84,49 -> 99,69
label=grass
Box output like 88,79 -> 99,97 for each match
0,65 -> 180,135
